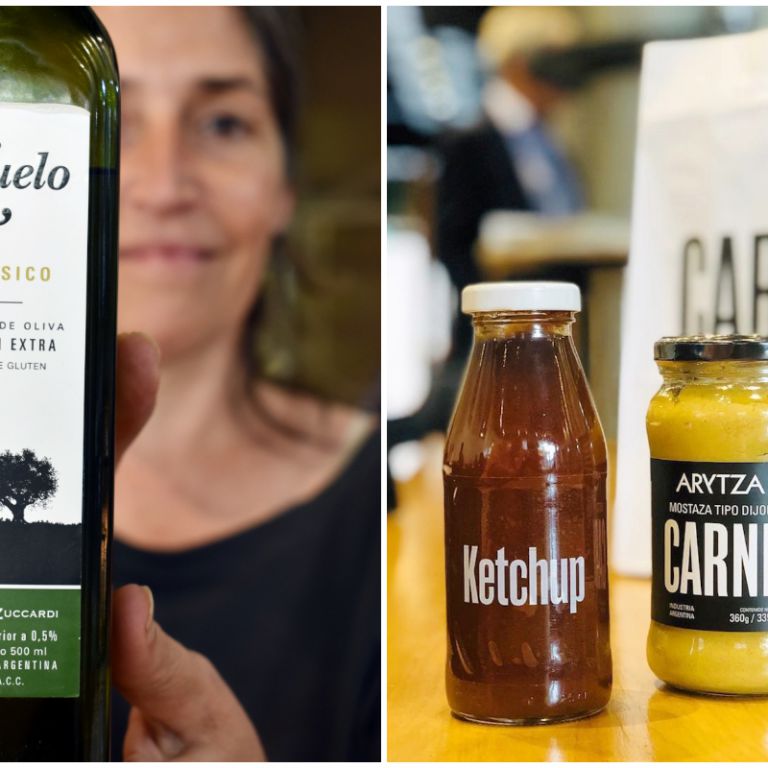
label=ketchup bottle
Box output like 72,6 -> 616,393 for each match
443,282 -> 612,724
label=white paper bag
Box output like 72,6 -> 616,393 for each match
614,28 -> 768,576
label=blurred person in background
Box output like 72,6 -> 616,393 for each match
97,6 -> 380,761
437,6 -> 584,358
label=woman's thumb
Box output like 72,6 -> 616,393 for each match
112,584 -> 212,732
111,584 -> 265,760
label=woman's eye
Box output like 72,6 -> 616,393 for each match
201,113 -> 252,139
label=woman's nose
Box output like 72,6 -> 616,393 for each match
122,119 -> 199,214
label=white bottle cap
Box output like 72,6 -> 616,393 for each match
461,281 -> 581,314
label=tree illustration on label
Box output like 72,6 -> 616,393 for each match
0,449 -> 58,523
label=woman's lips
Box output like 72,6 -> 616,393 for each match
120,245 -> 213,263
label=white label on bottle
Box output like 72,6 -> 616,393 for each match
0,103 -> 90,697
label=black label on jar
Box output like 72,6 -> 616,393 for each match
651,459 -> 768,631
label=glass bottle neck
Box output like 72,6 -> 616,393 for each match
471,311 -> 575,340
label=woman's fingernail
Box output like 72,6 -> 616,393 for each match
136,333 -> 162,378
142,585 -> 155,633
121,331 -> 161,377
140,332 -> 162,364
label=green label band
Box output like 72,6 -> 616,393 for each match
0,587 -> 80,697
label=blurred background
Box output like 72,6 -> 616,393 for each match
259,7 -> 380,409
386,5 -> 768,494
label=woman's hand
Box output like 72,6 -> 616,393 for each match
111,334 -> 266,761
114,332 -> 162,464
112,584 -> 266,761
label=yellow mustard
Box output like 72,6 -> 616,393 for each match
647,336 -> 768,695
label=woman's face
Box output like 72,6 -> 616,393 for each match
98,7 -> 294,360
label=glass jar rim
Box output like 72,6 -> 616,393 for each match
655,334 -> 768,361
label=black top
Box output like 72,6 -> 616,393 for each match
110,429 -> 381,762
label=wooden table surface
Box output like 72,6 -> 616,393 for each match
387,436 -> 768,762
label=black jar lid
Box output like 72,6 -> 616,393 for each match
655,334 -> 768,361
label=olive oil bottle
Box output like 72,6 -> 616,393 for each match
0,7 -> 119,759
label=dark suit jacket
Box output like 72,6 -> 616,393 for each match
436,121 -> 531,292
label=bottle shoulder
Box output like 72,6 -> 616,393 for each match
444,419 -> 607,479
0,8 -> 118,109
444,336 -> 607,477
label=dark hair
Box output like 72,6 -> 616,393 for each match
234,8 -> 321,440
239,7 -> 301,179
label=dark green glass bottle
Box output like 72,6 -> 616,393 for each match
0,7 -> 119,760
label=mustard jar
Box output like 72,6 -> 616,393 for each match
647,335 -> 768,694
